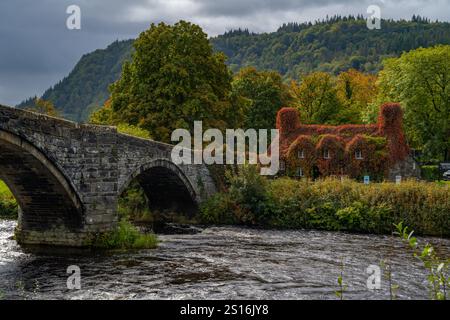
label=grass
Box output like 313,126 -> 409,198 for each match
0,180 -> 18,218
92,219 -> 158,250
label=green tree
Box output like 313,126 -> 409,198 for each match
109,21 -> 235,143
377,45 -> 450,161
232,67 -> 292,129
290,72 -> 342,124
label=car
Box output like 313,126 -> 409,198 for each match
443,170 -> 450,181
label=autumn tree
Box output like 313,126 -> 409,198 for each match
26,98 -> 59,117
108,21 -> 235,143
335,69 -> 378,123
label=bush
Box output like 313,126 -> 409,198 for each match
118,181 -> 152,222
201,173 -> 450,237
421,165 -> 440,181
199,193 -> 236,224
93,219 -> 157,250
0,180 -> 18,218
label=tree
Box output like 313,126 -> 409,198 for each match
232,67 -> 291,129
108,21 -> 235,143
335,69 -> 378,123
290,72 -> 342,124
377,45 -> 450,161
26,98 -> 59,117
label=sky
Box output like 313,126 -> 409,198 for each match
0,0 -> 449,106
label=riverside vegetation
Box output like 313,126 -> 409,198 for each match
0,180 -> 17,219
200,166 -> 450,237
3,166 -> 449,239
0,180 -> 156,249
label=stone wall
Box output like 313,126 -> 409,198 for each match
0,105 -> 216,246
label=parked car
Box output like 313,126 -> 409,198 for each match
444,170 -> 450,181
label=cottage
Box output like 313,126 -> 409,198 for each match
276,103 -> 420,181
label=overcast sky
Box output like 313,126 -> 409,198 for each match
0,0 -> 449,106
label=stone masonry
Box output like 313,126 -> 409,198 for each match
0,105 -> 216,247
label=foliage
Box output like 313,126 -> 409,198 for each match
226,165 -> 270,224
335,69 -> 378,123
278,103 -> 407,180
316,134 -> 346,176
92,219 -> 157,250
232,67 -> 292,129
335,259 -> 348,300
116,124 -> 151,139
290,72 -> 342,124
394,222 -> 449,300
346,134 -> 388,180
377,45 -> 450,161
421,165 -> 441,182
22,98 -> 59,117
18,17 -> 450,126
0,180 -> 18,218
286,135 -> 316,178
200,175 -> 450,237
212,16 -> 450,77
199,193 -> 237,225
108,21 -> 235,143
377,103 -> 410,163
118,181 -> 152,222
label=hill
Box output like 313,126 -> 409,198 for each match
18,16 -> 450,122
211,15 -> 450,77
17,39 -> 133,122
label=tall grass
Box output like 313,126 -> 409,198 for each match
200,166 -> 450,237
92,220 -> 158,250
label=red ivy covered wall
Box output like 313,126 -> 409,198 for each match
278,103 -> 409,180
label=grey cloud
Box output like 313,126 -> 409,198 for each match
0,0 -> 449,106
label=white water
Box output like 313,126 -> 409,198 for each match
0,220 -> 449,300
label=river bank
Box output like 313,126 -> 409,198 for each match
200,167 -> 450,237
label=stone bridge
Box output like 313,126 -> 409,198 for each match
0,105 -> 217,246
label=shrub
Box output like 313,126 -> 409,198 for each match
199,193 -> 236,224
118,181 -> 152,222
421,165 -> 440,181
227,165 -> 270,224
201,175 -> 450,237
117,123 -> 151,139
93,220 -> 157,249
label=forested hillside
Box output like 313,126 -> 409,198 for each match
17,40 -> 133,122
211,15 -> 450,77
17,16 -> 450,122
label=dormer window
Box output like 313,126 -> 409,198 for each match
298,150 -> 305,159
355,150 -> 363,160
323,149 -> 330,159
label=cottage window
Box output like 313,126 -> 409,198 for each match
298,150 -> 305,159
323,149 -> 330,159
296,167 -> 303,177
355,150 -> 363,160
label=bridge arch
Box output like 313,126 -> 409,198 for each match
120,159 -> 199,215
0,129 -> 84,232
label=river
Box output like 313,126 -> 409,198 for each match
0,219 -> 449,300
